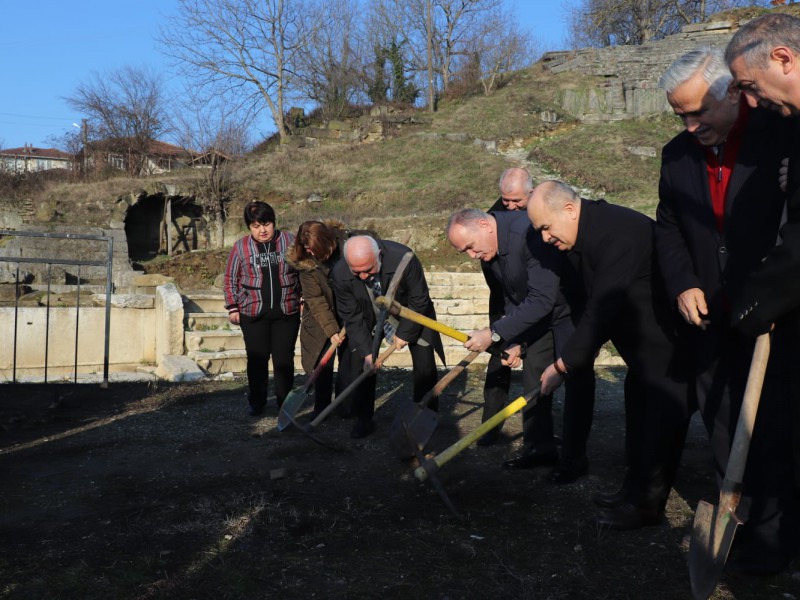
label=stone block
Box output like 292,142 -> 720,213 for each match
156,354 -> 206,382
92,294 -> 155,309
132,274 -> 175,287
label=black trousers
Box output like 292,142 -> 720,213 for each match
312,343 -> 353,413
239,308 -> 300,408
693,323 -> 798,562
348,341 -> 437,422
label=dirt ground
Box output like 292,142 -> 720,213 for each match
1,366 -> 799,600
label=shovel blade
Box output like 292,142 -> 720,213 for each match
277,389 -> 309,432
389,401 -> 438,459
688,500 -> 742,600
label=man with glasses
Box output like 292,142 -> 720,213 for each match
332,235 -> 444,438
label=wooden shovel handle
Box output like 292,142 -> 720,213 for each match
723,332 -> 771,491
310,344 -> 397,428
303,326 -> 346,393
416,351 -> 481,410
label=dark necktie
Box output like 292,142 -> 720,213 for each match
367,276 -> 395,343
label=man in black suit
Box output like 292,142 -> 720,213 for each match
528,180 -> 691,530
446,208 -> 595,483
332,235 -> 443,439
660,47 -> 797,574
476,167 -> 533,448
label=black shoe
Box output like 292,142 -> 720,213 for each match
592,488 -> 627,509
594,503 -> 662,531
502,450 -> 559,470
248,404 -> 264,417
549,455 -> 588,484
350,420 -> 375,439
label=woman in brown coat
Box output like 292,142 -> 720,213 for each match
288,221 -> 352,416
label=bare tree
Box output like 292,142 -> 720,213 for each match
174,99 -> 250,249
568,0 -> 768,48
159,0 -> 315,143
368,0 -> 511,109
295,0 -> 365,121
64,66 -> 169,176
469,16 -> 534,95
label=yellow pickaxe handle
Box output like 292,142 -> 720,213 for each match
414,394 -> 530,481
374,295 -> 467,343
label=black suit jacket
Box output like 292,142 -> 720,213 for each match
482,197 -> 508,319
733,117 -> 800,335
657,107 -> 788,320
331,239 -> 442,360
561,200 -> 678,373
488,211 -> 569,345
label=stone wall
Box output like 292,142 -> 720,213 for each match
542,20 -> 738,121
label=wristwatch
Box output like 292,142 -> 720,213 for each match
490,328 -> 501,343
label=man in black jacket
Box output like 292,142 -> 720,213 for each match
332,235 -> 443,439
446,208 -> 594,482
657,48 -> 796,574
476,168 -> 533,448
528,180 -> 691,530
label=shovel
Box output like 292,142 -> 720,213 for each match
283,344 -> 398,448
278,326 -> 346,432
414,387 -> 539,482
688,331 -> 771,600
389,350 -> 481,459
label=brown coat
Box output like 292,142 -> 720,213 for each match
286,224 -> 346,375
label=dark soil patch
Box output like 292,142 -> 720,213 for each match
1,368 -> 798,599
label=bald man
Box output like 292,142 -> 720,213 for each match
528,180 -> 691,530
331,236 -> 444,438
477,168 -> 535,447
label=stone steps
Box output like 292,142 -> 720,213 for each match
181,272 -> 494,373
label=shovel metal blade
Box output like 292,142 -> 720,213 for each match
389,401 -> 439,459
277,389 -> 309,432
688,499 -> 742,600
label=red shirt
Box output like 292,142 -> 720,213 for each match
702,100 -> 751,232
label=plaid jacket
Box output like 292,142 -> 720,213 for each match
223,231 -> 300,317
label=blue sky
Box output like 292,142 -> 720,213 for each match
0,0 -> 569,149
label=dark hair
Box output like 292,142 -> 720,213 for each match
244,201 -> 276,226
294,221 -> 337,262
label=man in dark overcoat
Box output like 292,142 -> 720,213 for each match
447,209 -> 595,482
659,47 -> 797,574
332,235 -> 443,438
528,180 -> 691,530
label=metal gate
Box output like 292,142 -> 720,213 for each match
0,230 -> 113,386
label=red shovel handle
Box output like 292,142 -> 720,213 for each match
302,326 -> 346,393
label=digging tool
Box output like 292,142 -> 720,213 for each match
278,327 -> 346,432
389,350 -> 481,459
283,345 -> 398,448
414,387 -> 539,482
404,424 -> 463,519
374,296 -> 508,360
688,331 -> 771,600
371,251 -> 414,360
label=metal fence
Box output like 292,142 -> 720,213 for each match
0,230 -> 113,386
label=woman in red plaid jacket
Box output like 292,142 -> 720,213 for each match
224,201 -> 301,416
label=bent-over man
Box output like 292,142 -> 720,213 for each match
528,180 -> 691,530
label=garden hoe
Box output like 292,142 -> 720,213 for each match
404,423 -> 463,520
284,344 -> 398,450
278,326 -> 346,432
414,387 -> 539,484
688,331 -> 771,600
389,350 -> 481,459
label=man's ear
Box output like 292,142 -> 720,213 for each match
564,201 -> 577,220
726,80 -> 741,103
772,46 -> 796,74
